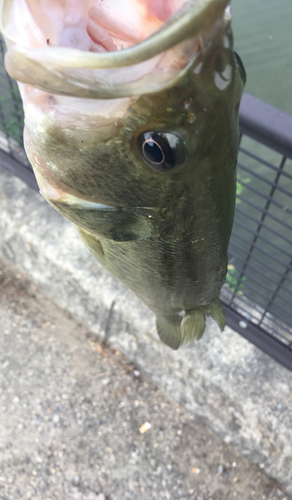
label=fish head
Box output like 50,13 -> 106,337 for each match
0,0 -> 245,213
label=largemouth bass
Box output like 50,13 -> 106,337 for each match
0,0 -> 245,349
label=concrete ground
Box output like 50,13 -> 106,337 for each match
0,256 -> 290,500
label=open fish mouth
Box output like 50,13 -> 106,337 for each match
1,0 -> 230,98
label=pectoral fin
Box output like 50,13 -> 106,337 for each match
48,198 -> 159,242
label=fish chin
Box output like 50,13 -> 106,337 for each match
1,0 -> 230,98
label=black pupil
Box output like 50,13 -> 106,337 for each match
138,131 -> 177,171
143,140 -> 164,164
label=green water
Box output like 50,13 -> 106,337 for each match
232,0 -> 292,115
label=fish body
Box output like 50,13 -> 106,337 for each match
0,0 -> 245,348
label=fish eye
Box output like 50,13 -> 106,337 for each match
137,131 -> 184,171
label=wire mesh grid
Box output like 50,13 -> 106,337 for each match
0,34 -> 292,361
221,136 -> 292,348
0,35 -> 28,167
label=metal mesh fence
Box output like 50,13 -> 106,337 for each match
0,36 -> 30,173
222,135 -> 292,348
1,34 -> 292,368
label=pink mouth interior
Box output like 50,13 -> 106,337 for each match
20,0 -> 186,52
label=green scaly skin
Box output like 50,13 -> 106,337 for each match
0,0 -> 245,348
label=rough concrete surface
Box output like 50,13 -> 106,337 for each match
0,165 -> 292,495
0,256 -> 290,500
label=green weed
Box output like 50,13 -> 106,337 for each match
236,177 -> 251,204
226,264 -> 247,294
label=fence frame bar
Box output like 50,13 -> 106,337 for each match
223,305 -> 292,371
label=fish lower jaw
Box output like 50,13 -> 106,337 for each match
34,171 -> 160,212
34,170 -> 116,209
37,179 -> 64,202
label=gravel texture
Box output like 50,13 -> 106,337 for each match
0,256 -> 290,500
